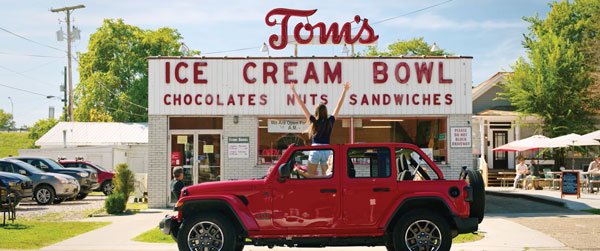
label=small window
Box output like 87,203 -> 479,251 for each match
395,148 -> 439,181
287,149 -> 334,179
347,147 -> 391,178
0,162 -> 13,173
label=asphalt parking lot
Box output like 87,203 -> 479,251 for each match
16,193 -> 106,219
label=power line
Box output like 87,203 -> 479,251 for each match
95,80 -> 148,110
0,64 -> 58,87
0,82 -> 60,99
0,26 -> 66,52
369,0 -> 453,26
203,46 -> 260,55
0,52 -> 63,58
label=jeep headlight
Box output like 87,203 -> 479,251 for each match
78,172 -> 89,178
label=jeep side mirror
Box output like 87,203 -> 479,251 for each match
278,163 -> 291,182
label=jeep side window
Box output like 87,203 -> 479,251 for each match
347,147 -> 391,178
288,149 -> 334,179
395,148 -> 439,181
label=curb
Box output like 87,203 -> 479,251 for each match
485,190 -> 566,208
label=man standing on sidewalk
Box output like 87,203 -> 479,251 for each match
171,167 -> 185,203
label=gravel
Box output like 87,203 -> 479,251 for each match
15,194 -> 106,220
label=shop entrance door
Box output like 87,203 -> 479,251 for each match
492,131 -> 508,169
169,131 -> 222,203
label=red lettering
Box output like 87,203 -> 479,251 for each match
294,22 -> 314,44
183,94 -> 192,105
193,62 -> 207,84
165,62 -> 170,84
324,62 -> 341,83
445,94 -> 453,105
415,62 -> 433,84
310,94 -> 318,105
227,95 -> 235,105
216,94 -> 224,106
438,62 -> 453,84
263,62 -> 278,84
237,94 -> 245,104
260,94 -> 268,105
373,62 -> 388,84
361,94 -> 369,105
372,94 -> 380,105
195,94 -> 202,105
265,9 -> 317,50
383,94 -> 390,105
433,94 -> 441,105
394,62 -> 410,84
284,62 -> 298,84
422,94 -> 430,105
303,62 -> 319,83
206,94 -> 213,105
248,94 -> 256,106
173,94 -> 181,105
412,94 -> 420,105
320,94 -> 328,105
164,94 -> 171,105
349,94 -> 357,105
175,62 -> 188,83
393,94 -> 403,105
243,62 -> 257,84
287,94 -> 295,105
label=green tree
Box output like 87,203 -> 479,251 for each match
499,0 -> 600,165
0,109 -> 15,129
75,19 -> 197,122
27,118 -> 58,141
361,37 -> 452,56
113,163 -> 135,199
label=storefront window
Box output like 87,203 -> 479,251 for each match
258,118 -> 350,164
354,118 -> 447,163
169,117 -> 222,130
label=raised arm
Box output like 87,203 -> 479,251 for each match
332,81 -> 352,118
290,84 -> 311,120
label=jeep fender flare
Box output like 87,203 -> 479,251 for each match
381,195 -> 457,230
177,195 -> 259,232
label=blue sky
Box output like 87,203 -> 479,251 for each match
1,0 -> 553,126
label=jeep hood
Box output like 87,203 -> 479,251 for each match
185,180 -> 265,195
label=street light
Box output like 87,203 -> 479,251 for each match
341,44 -> 349,56
260,42 -> 270,57
179,43 -> 190,56
430,42 -> 441,53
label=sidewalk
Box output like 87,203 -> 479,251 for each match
486,187 -> 600,210
36,207 -> 571,251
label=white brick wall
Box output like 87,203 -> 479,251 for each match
148,115 -> 168,208
222,116 -> 270,180
445,114 -> 474,179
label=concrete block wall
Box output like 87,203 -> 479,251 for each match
222,116 -> 269,180
148,115 -> 168,208
445,114 -> 474,179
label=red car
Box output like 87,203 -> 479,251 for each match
160,143 -> 485,251
59,160 -> 115,195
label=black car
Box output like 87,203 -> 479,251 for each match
0,171 -> 33,204
9,157 -> 98,200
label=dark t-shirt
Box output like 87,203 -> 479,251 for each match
170,179 -> 184,202
310,115 -> 335,144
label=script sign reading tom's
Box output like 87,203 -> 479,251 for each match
561,171 -> 580,199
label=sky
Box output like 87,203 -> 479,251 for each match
1,0 -> 554,127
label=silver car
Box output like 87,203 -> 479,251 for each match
0,158 -> 79,205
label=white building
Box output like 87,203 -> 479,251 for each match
147,56 -> 475,208
18,122 -> 148,174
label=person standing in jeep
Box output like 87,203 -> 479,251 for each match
171,166 -> 185,203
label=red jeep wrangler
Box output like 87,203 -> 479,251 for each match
160,143 -> 484,251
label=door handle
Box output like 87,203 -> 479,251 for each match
320,189 -> 337,193
373,188 -> 390,192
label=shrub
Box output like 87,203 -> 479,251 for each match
105,193 -> 126,214
114,163 -> 135,199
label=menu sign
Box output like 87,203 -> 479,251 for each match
561,171 -> 580,199
228,137 -> 250,159
450,127 -> 471,148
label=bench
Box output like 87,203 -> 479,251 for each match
497,172 -> 516,187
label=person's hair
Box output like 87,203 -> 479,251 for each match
518,156 -> 525,161
173,166 -> 184,178
308,103 -> 332,139
596,155 -> 600,160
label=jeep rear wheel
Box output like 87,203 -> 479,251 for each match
177,213 -> 237,251
460,169 -> 485,223
392,209 -> 451,251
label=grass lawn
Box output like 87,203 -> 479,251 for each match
582,209 -> 600,215
453,232 -> 484,243
133,227 -> 175,243
0,221 -> 110,249
0,132 -> 35,158
88,202 -> 149,217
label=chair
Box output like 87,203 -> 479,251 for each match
542,168 -> 559,190
0,187 -> 17,225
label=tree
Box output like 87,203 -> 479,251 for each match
499,0 -> 600,166
27,118 -> 58,141
0,109 -> 14,129
361,37 -> 452,56
113,163 -> 135,199
75,19 -> 197,122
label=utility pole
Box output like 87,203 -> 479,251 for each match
51,4 -> 85,122
63,66 -> 68,121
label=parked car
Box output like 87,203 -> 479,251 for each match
0,171 -> 32,204
59,159 -> 115,195
160,143 -> 484,251
0,159 -> 79,205
8,157 -> 96,200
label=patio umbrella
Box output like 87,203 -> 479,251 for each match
582,130 -> 600,140
549,133 -> 600,169
493,135 -> 558,152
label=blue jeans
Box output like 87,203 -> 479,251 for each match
309,144 -> 330,165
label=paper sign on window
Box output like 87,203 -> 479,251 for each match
203,145 -> 214,153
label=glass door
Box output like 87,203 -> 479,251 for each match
170,134 -> 195,186
197,134 -> 221,183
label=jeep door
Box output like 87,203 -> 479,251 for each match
271,146 -> 341,234
341,145 -> 397,227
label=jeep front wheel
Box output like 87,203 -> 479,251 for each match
177,213 -> 237,251
392,209 -> 451,251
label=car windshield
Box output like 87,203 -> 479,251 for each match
15,161 -> 44,174
91,163 -> 108,172
46,158 -> 66,169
